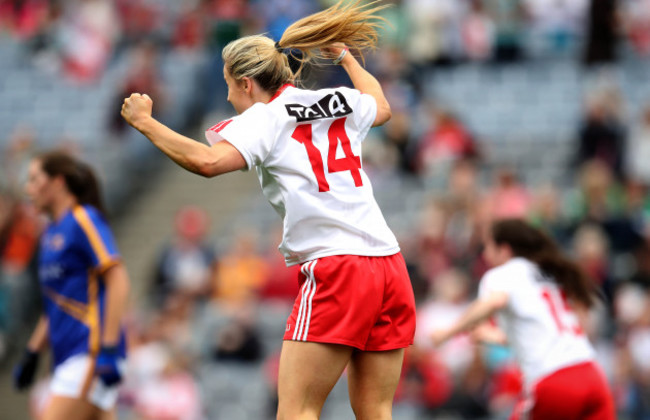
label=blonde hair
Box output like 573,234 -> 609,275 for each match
222,0 -> 388,93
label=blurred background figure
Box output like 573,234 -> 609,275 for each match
211,230 -> 268,312
152,206 -> 217,308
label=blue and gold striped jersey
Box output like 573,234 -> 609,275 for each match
38,204 -> 127,368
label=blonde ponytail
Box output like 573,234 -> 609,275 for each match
223,1 -> 388,92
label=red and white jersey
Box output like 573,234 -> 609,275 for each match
205,84 -> 399,266
479,257 -> 595,387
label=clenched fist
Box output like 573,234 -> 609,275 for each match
121,93 -> 153,130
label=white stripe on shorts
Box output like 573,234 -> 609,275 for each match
292,262 -> 311,341
293,260 -> 317,341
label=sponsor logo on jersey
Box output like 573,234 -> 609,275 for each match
44,233 -> 65,251
285,92 -> 352,122
40,264 -> 64,281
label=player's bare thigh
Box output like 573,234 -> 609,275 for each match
277,341 -> 353,420
347,348 -> 405,420
41,395 -> 114,420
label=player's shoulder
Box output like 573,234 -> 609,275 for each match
279,85 -> 361,102
70,204 -> 109,231
483,257 -> 536,283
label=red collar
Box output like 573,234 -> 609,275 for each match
269,83 -> 294,102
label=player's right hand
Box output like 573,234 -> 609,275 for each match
121,92 -> 153,130
13,349 -> 39,391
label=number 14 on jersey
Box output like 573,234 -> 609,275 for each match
292,117 -> 363,192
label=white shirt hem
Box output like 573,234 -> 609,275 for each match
285,246 -> 401,266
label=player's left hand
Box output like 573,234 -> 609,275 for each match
13,349 -> 39,391
121,92 -> 153,129
320,42 -> 347,60
95,346 -> 123,387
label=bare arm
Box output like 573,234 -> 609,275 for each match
431,291 -> 509,347
471,322 -> 508,346
27,315 -> 49,353
101,263 -> 130,347
324,45 -> 391,127
121,93 -> 246,177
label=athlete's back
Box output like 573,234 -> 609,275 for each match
479,257 -> 595,386
206,84 -> 399,265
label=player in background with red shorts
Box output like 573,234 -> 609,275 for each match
121,1 -> 416,419
432,219 -> 615,420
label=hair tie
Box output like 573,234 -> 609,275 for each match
274,41 -> 283,53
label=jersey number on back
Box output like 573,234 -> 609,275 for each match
541,286 -> 584,335
292,117 -> 363,192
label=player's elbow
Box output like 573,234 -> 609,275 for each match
198,143 -> 247,177
196,160 -> 221,178
373,102 -> 392,127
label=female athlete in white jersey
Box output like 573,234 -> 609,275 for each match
121,1 -> 416,419
432,219 -> 615,420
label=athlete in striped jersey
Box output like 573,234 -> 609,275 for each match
432,219 -> 615,420
13,151 -> 130,420
121,1 -> 416,419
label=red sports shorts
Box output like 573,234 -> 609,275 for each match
510,361 -> 615,420
283,253 -> 416,351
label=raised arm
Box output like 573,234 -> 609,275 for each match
121,93 -> 246,177
324,45 -> 391,127
431,291 -> 508,347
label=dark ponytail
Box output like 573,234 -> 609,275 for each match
37,151 -> 106,216
491,219 -> 596,308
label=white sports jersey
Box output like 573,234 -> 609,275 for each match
479,257 -> 595,387
205,84 -> 399,266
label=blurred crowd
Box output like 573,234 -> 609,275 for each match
2,0 -> 650,419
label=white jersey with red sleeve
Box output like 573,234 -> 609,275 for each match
205,84 -> 399,266
478,257 -> 595,387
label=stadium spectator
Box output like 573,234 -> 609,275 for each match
0,195 -> 40,275
583,0 -> 621,67
59,0 -> 120,83
572,93 -> 627,180
482,167 -> 532,220
416,108 -> 478,180
110,40 -> 168,136
394,345 -> 454,414
567,160 -> 625,223
0,0 -> 50,40
152,206 -> 217,307
212,310 -> 263,363
623,0 -> 650,56
529,184 -> 570,244
483,0 -> 527,62
212,231 -> 269,311
462,0 -> 495,61
626,104 -> 650,186
414,268 -> 475,382
259,226 -> 300,304
526,0 -> 588,55
572,223 -> 616,302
